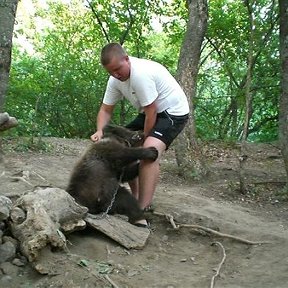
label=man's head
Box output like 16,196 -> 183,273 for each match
101,43 -> 131,82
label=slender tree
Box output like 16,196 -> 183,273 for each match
239,0 -> 255,194
175,0 -> 209,179
279,0 -> 288,185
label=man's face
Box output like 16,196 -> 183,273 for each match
104,55 -> 131,82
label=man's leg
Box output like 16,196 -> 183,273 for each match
138,136 -> 166,210
128,178 -> 139,199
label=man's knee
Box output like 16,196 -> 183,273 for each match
143,136 -> 166,157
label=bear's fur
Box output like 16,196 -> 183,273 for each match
66,125 -> 158,223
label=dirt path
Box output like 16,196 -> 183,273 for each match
0,138 -> 288,288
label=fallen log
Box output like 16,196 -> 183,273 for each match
0,112 -> 18,132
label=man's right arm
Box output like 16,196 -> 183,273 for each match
90,103 -> 115,142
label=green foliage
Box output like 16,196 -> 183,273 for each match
5,0 -> 281,143
196,0 -> 280,141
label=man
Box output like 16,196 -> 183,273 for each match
91,43 -> 189,227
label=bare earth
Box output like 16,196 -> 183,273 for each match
1,137 -> 288,288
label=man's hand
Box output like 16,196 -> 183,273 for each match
143,101 -> 157,137
90,130 -> 103,142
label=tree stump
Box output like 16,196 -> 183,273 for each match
9,187 -> 88,264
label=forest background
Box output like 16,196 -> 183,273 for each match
4,0 -> 280,142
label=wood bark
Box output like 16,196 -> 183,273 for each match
242,0 -> 255,141
240,0 -> 255,193
85,214 -> 150,249
279,0 -> 288,183
0,0 -> 19,163
0,0 -> 18,112
9,187 -> 88,265
175,0 -> 208,179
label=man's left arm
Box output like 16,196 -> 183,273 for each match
143,101 -> 157,138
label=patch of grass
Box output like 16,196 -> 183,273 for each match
275,185 -> 288,201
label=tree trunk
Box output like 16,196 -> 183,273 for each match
175,0 -> 208,179
240,0 -> 255,194
279,0 -> 288,184
242,0 -> 255,141
0,0 -> 18,112
0,0 -> 18,164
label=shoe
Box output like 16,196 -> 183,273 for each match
134,222 -> 149,228
143,205 -> 154,212
133,219 -> 150,228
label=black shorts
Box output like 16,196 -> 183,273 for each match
125,111 -> 189,149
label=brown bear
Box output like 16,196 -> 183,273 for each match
66,125 -> 158,224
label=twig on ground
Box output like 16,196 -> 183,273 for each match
9,176 -> 33,187
106,245 -> 111,256
166,214 -> 178,229
105,275 -> 120,288
153,211 -> 270,245
210,241 -> 226,288
32,170 -> 49,182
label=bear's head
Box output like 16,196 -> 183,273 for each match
103,125 -> 144,147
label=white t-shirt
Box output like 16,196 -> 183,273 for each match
103,57 -> 189,116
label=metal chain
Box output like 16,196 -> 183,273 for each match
94,172 -> 124,220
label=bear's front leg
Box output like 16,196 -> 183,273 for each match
114,146 -> 158,167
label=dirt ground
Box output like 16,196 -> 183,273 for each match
1,137 -> 288,288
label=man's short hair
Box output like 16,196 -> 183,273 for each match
100,43 -> 127,66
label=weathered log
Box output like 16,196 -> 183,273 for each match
85,214 -> 150,249
0,112 -> 18,131
9,187 -> 88,263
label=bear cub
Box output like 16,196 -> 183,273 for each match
66,125 -> 158,224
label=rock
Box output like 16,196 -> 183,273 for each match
162,235 -> 169,242
0,230 -> 3,244
3,236 -> 19,249
0,275 -> 13,287
0,262 -> 19,276
12,258 -> 25,267
18,255 -> 28,265
0,242 -> 16,263
0,196 -> 12,221
127,269 -> 140,277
